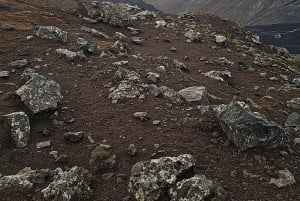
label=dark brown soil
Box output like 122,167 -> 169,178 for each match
0,1 -> 300,201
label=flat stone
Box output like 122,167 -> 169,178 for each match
64,132 -> 84,142
36,141 -> 51,149
133,112 -> 149,121
0,71 -> 9,78
8,59 -> 29,68
178,86 -> 209,105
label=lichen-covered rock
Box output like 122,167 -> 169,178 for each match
159,86 -> 183,104
178,86 -> 209,105
36,26 -> 67,42
0,167 -> 52,194
203,70 -> 234,87
41,166 -> 91,201
184,29 -> 201,42
4,112 -> 30,148
55,48 -> 86,60
128,154 -> 195,201
217,100 -> 292,151
173,59 -> 189,73
169,175 -> 215,201
109,67 -> 144,101
8,59 -> 29,68
89,146 -> 116,173
15,68 -> 63,114
110,40 -> 128,55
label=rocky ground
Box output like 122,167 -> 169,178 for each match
0,1 -> 300,201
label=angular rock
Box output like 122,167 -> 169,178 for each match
287,98 -> 300,109
160,86 -> 183,104
8,59 -> 29,68
269,169 -> 296,188
203,70 -> 234,87
41,166 -> 91,201
133,112 -> 149,121
178,86 -> 209,105
128,154 -> 195,201
64,132 -> 84,143
147,72 -> 160,84
15,68 -> 63,114
1,23 -> 15,31
285,112 -> 300,129
0,167 -> 52,194
217,100 -> 292,151
169,175 -> 215,201
80,43 -> 97,55
4,112 -> 30,148
146,84 -> 161,97
36,26 -> 67,43
184,29 -> 201,42
132,10 -> 156,20
0,71 -> 9,78
132,37 -> 143,45
89,146 -> 116,173
110,40 -> 128,55
55,48 -> 85,60
290,77 -> 300,88
173,59 -> 189,73
215,35 -> 227,45
36,140 -> 51,149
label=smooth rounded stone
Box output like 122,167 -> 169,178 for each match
8,59 -> 29,68
169,175 -> 215,201
128,144 -> 138,156
215,35 -> 227,45
269,169 -> 296,188
173,59 -> 189,73
3,112 -> 30,148
217,100 -> 292,151
133,112 -> 149,121
285,112 -> 300,129
147,72 -> 160,83
42,166 -> 91,201
15,68 -> 63,114
146,84 -> 162,97
89,146 -> 116,173
178,86 -> 209,105
36,26 -> 68,42
36,140 -> 51,149
128,154 -> 195,201
184,29 -> 201,42
287,98 -> 300,109
64,132 -> 84,142
0,71 -> 9,78
0,167 -> 52,193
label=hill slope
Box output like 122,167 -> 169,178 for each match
145,0 -> 300,25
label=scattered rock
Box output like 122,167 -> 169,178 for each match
8,59 -> 29,68
160,86 -> 183,104
41,166 -> 91,200
287,98 -> 300,109
3,112 -> 30,148
285,112 -> 300,129
133,112 -> 149,121
184,29 -> 201,42
146,84 -> 162,97
0,71 -> 9,78
169,175 -> 215,201
36,141 -> 51,149
128,144 -> 137,156
217,100 -> 292,151
128,154 -> 195,201
110,40 -> 128,55
290,77 -> 300,88
1,23 -> 15,31
147,72 -> 160,83
89,146 -> 116,173
178,86 -> 209,105
64,132 -> 84,143
215,35 -> 227,45
203,70 -> 234,87
155,20 -> 166,28
156,65 -> 166,73
56,48 -> 85,60
132,37 -> 143,45
15,68 -> 63,114
36,26 -> 67,42
173,59 -> 189,73
269,169 -> 296,188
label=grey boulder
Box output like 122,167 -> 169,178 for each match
4,112 -> 30,148
36,26 -> 67,42
128,154 -> 195,201
15,68 -> 63,114
217,100 -> 292,151
178,86 -> 209,105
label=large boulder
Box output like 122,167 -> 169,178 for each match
217,100 -> 292,151
15,68 -> 63,114
178,86 -> 209,105
0,167 -> 52,194
128,154 -> 195,201
169,175 -> 215,201
36,26 -> 68,42
3,112 -> 30,148
41,166 -> 91,201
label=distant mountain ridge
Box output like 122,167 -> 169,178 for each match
145,0 -> 300,25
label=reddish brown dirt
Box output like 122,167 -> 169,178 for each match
0,1 -> 300,201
